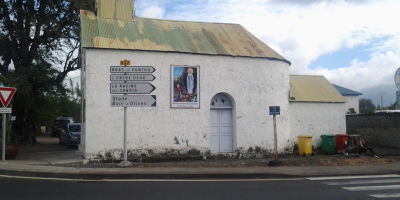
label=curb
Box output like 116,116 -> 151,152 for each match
0,170 -> 298,180
1,169 -> 399,180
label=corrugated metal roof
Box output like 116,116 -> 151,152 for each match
332,84 -> 362,96
290,75 -> 346,103
96,0 -> 134,22
80,10 -> 290,65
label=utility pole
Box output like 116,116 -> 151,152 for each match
377,92 -> 385,109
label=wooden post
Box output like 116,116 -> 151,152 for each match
268,106 -> 281,166
273,115 -> 278,161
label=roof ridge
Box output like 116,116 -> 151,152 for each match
133,16 -> 240,25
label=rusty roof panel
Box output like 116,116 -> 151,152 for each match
290,75 -> 346,103
140,18 -> 170,51
240,26 -> 287,60
150,19 -> 186,52
80,10 -> 98,48
219,24 -> 247,56
232,25 -> 266,57
207,24 -> 239,56
80,10 -> 290,64
181,21 -> 216,55
94,18 -> 117,48
201,23 -> 230,55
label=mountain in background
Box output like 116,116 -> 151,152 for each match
359,84 -> 398,107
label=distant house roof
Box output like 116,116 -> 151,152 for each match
80,10 -> 290,65
332,84 -> 362,96
290,75 -> 346,103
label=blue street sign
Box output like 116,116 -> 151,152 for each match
269,106 -> 280,115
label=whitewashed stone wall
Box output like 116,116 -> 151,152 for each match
290,102 -> 346,148
81,49 -> 291,160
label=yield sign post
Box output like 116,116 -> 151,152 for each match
0,87 -> 17,107
0,87 -> 16,162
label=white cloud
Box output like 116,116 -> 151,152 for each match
139,6 -> 165,19
311,49 -> 400,91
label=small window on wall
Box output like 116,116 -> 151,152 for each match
210,93 -> 232,108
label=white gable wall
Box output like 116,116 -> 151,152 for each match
290,102 -> 346,148
343,95 -> 360,114
82,49 -> 291,159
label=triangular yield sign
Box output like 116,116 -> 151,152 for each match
0,87 -> 17,107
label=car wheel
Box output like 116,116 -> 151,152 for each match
52,132 -> 56,137
67,140 -> 71,149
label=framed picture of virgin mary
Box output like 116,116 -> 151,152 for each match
171,65 -> 200,109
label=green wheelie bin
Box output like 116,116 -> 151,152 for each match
320,134 -> 335,155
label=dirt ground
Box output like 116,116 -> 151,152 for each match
22,134 -> 400,168
47,153 -> 400,169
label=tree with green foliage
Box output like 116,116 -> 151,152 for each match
346,108 -> 356,114
35,79 -> 81,130
0,0 -> 94,144
359,98 -> 376,114
376,101 -> 398,111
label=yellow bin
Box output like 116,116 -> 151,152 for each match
297,135 -> 313,156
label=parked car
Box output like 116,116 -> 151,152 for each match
375,110 -> 400,113
51,117 -> 75,137
59,123 -> 81,148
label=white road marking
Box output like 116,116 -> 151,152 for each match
343,185 -> 400,191
307,174 -> 400,180
83,178 -> 305,182
0,175 -> 305,182
370,193 -> 400,198
324,179 -> 400,185
0,175 -> 82,181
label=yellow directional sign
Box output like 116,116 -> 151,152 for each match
120,60 -> 131,66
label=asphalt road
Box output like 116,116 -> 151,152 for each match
1,175 -> 400,200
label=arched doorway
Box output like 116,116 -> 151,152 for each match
210,93 -> 234,153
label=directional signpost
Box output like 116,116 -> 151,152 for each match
111,95 -> 156,107
268,106 -> 282,166
111,60 -> 156,167
0,87 -> 17,162
110,74 -> 155,82
110,83 -> 156,94
110,66 -> 155,73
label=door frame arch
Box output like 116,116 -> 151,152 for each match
209,93 -> 236,153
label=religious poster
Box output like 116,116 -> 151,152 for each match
171,65 -> 200,108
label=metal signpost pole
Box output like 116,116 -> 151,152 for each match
124,106 -> 127,162
123,60 -> 129,165
0,87 -> 17,162
2,113 -> 5,162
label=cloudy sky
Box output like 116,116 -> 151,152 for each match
132,0 -> 400,106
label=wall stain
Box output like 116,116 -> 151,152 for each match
87,145 -> 299,162
174,137 -> 180,145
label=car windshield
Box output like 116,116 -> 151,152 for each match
69,125 -> 81,132
55,120 -> 70,124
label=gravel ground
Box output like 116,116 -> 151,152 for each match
26,134 -> 400,168
47,153 -> 400,168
